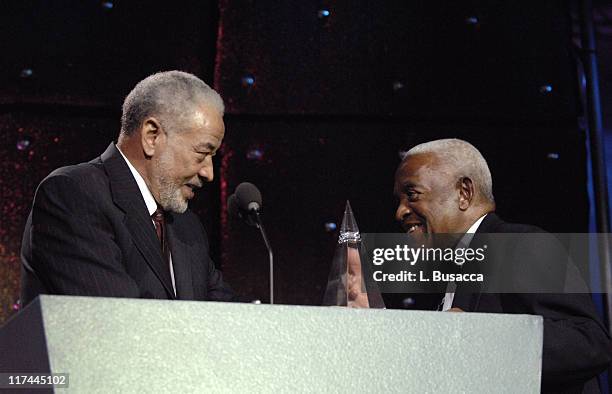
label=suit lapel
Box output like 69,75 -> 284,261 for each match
100,143 -> 176,299
452,212 -> 503,311
475,212 -> 504,234
166,215 -> 195,300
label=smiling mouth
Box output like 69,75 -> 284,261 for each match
404,223 -> 425,233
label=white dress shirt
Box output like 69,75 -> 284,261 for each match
116,146 -> 177,296
441,213 -> 487,311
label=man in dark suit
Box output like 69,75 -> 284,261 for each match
21,70 -> 235,304
394,138 -> 611,393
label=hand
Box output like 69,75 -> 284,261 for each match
347,246 -> 370,308
447,307 -> 464,312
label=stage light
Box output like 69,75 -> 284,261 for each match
20,68 -> 33,78
539,85 -> 553,94
324,222 -> 337,232
241,75 -> 255,87
16,139 -> 31,151
246,148 -> 264,161
392,81 -> 404,91
465,16 -> 479,25
318,9 -> 330,19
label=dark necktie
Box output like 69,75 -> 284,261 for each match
151,208 -> 166,252
151,208 -> 172,285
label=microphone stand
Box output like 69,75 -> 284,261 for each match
253,210 -> 274,305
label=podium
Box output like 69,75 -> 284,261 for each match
0,295 -> 543,393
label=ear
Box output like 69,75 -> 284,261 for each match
140,117 -> 164,158
457,176 -> 475,211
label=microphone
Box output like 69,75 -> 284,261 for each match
235,182 -> 262,213
231,182 -> 262,227
227,193 -> 256,227
228,182 -> 274,304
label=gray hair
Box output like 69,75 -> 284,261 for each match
120,70 -> 224,136
401,138 -> 495,203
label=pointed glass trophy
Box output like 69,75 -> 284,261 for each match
322,201 -> 385,308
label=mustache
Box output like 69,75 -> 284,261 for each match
186,179 -> 203,189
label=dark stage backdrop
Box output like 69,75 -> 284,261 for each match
0,0 -> 219,106
215,0 -> 576,121
0,0 -> 591,322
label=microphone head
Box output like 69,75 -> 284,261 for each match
235,182 -> 262,212
228,190 -> 258,227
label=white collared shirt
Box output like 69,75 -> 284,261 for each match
116,145 -> 177,296
441,214 -> 487,311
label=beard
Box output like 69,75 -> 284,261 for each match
154,151 -> 188,214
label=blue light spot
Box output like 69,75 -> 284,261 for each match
324,222 -> 337,232
241,75 -> 255,87
246,148 -> 264,161
20,68 -> 33,78
540,85 -> 553,94
102,1 -> 113,9
318,9 -> 330,18
547,152 -> 560,160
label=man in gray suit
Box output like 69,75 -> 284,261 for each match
21,71 -> 235,304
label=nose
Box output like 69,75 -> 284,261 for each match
198,156 -> 214,182
395,198 -> 411,223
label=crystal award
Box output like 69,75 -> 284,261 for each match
322,201 -> 385,308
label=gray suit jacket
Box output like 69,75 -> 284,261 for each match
21,143 -> 235,304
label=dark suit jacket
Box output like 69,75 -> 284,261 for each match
20,143 -> 235,304
452,213 -> 611,394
